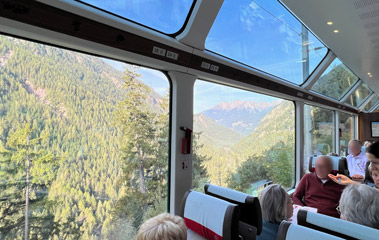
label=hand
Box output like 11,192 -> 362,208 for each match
352,174 -> 364,180
328,174 -> 354,185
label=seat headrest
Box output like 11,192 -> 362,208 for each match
277,221 -> 344,240
298,209 -> 379,240
308,156 -> 348,175
204,183 -> 262,235
180,190 -> 239,240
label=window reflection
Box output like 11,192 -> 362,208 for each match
311,58 -> 359,100
344,83 -> 372,107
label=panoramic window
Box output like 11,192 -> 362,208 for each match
311,58 -> 359,100
304,105 -> 335,173
206,0 -> 327,84
193,80 -> 295,195
363,95 -> 379,112
0,35 -> 170,239
339,112 -> 354,157
76,0 -> 194,34
344,82 -> 372,107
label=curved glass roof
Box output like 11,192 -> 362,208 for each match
76,0 -> 194,34
311,58 -> 359,100
363,95 -> 379,112
344,83 -> 372,107
206,0 -> 327,85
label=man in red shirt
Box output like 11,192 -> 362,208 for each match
293,156 -> 345,218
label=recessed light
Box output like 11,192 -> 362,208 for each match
368,72 -> 371,75
327,21 -> 333,25
333,29 -> 339,33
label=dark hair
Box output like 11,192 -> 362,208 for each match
366,141 -> 379,158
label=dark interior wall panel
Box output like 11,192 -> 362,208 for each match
358,112 -> 379,141
0,0 -> 358,113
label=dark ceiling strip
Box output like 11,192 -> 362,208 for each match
0,0 -> 358,113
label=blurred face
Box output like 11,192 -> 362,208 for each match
286,194 -> 293,220
349,142 -> 361,156
315,156 -> 332,179
364,141 -> 373,147
372,170 -> 379,188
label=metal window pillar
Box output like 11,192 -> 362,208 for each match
335,111 -> 340,155
168,71 -> 196,215
295,101 -> 305,184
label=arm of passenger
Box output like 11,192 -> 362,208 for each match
328,174 -> 357,185
292,176 -> 306,206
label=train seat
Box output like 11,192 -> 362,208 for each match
277,221 -> 344,240
308,156 -> 349,175
204,183 -> 262,237
180,190 -> 240,240
297,209 -> 379,240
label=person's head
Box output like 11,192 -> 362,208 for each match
364,140 -> 373,147
259,184 -> 293,223
137,213 -> 187,240
315,155 -> 333,179
366,141 -> 379,163
328,152 -> 339,157
369,167 -> 379,188
348,140 -> 362,156
339,184 -> 379,229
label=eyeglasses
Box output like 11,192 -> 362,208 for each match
336,205 -> 341,215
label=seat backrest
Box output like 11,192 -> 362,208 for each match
204,183 -> 262,235
308,156 -> 348,175
277,221 -> 344,240
297,209 -> 379,240
180,190 -> 240,240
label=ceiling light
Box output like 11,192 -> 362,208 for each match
327,21 -> 333,25
333,29 -> 339,33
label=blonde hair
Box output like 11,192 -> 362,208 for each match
137,213 -> 187,240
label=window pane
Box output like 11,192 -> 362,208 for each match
77,0 -> 193,34
193,80 -> 295,195
344,83 -> 372,107
363,95 -> 379,111
339,112 -> 354,156
206,0 -> 327,84
0,35 -> 170,238
304,105 -> 335,173
311,58 -> 359,100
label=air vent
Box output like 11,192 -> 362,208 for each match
354,0 -> 379,9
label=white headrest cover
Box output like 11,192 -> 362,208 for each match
287,224 -> 343,240
207,184 -> 248,203
184,191 -> 231,240
306,211 -> 379,240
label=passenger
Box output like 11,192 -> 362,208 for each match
365,141 -> 379,170
338,184 -> 379,229
137,213 -> 187,240
369,167 -> 379,189
292,156 -> 345,218
364,140 -> 373,147
346,140 -> 368,180
257,184 -> 293,240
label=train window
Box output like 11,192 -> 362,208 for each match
344,82 -> 372,107
311,58 -> 359,100
0,35 -> 170,239
206,0 -> 327,85
193,80 -> 295,195
339,112 -> 354,156
76,0 -> 194,34
363,95 -> 379,112
304,105 -> 335,172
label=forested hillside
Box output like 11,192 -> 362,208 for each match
0,35 -> 171,239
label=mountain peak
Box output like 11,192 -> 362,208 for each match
212,100 -> 281,111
